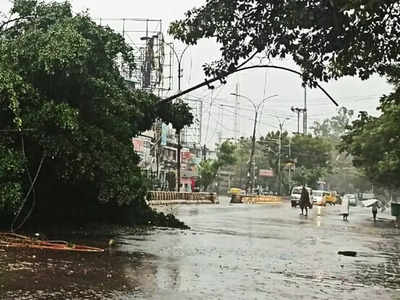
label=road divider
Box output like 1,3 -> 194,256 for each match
232,195 -> 283,204
147,191 -> 218,205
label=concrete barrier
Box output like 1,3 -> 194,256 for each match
241,195 -> 282,204
147,191 -> 218,205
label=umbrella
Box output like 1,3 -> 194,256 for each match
361,199 -> 381,207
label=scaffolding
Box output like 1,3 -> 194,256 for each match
96,18 -> 172,93
181,97 -> 203,148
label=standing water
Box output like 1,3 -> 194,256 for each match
1,196 -> 399,299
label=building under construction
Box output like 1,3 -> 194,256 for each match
97,18 -> 203,190
97,18 -> 172,93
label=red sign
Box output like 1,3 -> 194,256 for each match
259,169 -> 274,177
132,138 -> 144,153
181,151 -> 192,161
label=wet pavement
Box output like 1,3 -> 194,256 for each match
1,197 -> 400,299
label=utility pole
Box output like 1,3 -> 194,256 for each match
291,106 -> 306,134
303,87 -> 307,135
234,83 -> 239,141
231,93 -> 278,194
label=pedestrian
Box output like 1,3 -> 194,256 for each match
341,195 -> 349,221
372,202 -> 378,222
299,186 -> 311,216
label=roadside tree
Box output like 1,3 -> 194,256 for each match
198,140 -> 236,191
312,107 -> 372,193
290,134 -> 332,188
340,68 -> 400,191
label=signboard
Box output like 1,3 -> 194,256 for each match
161,123 -> 168,146
259,169 -> 274,177
132,138 -> 144,153
181,151 -> 192,162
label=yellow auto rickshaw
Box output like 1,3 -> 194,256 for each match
324,191 -> 337,206
229,187 -> 244,203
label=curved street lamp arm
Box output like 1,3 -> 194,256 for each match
161,40 -> 189,64
179,45 -> 190,64
230,93 -> 256,109
162,40 -> 179,62
275,116 -> 289,129
258,94 -> 278,110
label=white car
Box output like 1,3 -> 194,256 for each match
312,190 -> 330,206
343,194 -> 357,206
290,186 -> 312,207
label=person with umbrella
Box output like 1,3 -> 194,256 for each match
361,199 -> 382,223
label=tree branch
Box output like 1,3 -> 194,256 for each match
0,15 -> 34,31
160,64 -> 339,107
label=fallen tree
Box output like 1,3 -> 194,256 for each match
0,0 -> 192,230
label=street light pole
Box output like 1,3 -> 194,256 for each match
231,93 -> 278,194
161,41 -> 190,191
276,117 -> 289,195
250,109 -> 258,193
278,123 -> 282,195
288,137 -> 292,193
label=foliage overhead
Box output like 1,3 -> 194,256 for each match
169,0 -> 400,84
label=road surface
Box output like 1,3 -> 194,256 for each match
1,197 -> 399,299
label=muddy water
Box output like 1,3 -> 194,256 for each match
1,197 -> 400,299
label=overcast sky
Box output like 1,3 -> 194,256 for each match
1,0 -> 394,147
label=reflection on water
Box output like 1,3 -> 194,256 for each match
0,246 -> 159,299
1,202 -> 399,299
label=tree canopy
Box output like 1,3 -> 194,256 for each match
310,107 -> 372,193
198,140 -> 236,190
311,107 -> 354,140
170,0 -> 400,84
340,69 -> 400,190
0,0 -> 192,227
288,134 -> 332,188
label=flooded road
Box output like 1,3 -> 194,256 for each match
1,197 -> 400,299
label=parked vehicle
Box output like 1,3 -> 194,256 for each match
228,187 -> 243,195
229,187 -> 245,203
312,190 -> 329,206
290,186 -> 312,207
324,191 -> 337,205
343,194 -> 357,206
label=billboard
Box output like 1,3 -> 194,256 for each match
259,169 -> 274,177
161,123 -> 168,146
132,138 -> 144,153
181,150 -> 192,162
